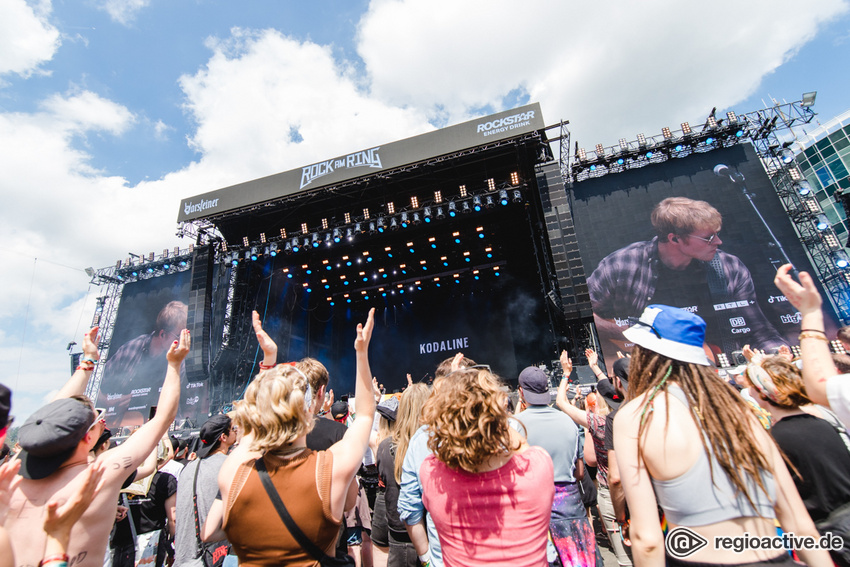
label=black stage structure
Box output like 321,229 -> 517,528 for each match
85,98 -> 850,425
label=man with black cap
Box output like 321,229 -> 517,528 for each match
174,414 -> 235,567
5,327 -> 190,567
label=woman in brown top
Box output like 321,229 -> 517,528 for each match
209,308 -> 375,566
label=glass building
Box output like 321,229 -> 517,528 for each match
794,109 -> 850,247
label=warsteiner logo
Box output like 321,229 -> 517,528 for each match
183,198 -> 219,216
666,526 -> 708,558
300,147 -> 383,189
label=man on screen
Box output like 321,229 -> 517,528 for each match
588,197 -> 785,363
97,300 -> 189,428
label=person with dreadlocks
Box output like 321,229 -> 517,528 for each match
613,304 -> 830,566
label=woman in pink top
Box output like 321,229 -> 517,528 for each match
418,367 -> 554,566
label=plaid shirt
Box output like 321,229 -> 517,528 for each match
588,237 -> 786,350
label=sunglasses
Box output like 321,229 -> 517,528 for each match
88,408 -> 107,432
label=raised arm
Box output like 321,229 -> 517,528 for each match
555,352 -> 588,427
329,308 -> 376,515
252,310 -> 277,368
101,330 -> 189,481
53,327 -> 99,401
774,264 -> 834,406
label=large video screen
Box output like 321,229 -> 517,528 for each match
96,271 -> 208,430
571,143 -> 840,369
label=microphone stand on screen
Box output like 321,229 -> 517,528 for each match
714,164 -> 799,282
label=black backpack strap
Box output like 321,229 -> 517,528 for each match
254,457 -> 330,563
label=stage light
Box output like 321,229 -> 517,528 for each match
637,133 -> 647,147
499,190 -> 509,206
834,251 -> 850,269
590,165 -> 597,172
301,222 -> 308,234
163,263 -> 170,270
616,158 -> 625,165
333,229 -> 342,243
311,234 -> 320,248
726,111 -> 738,124
619,139 -> 628,151
461,201 -> 471,214
735,129 -> 744,138
291,237 -> 301,253
132,269 -> 140,277
645,151 -> 654,159
369,221 -> 377,234
270,243 -> 279,257
434,190 -> 442,203
487,178 -> 496,191
346,228 -> 354,241
387,202 -> 395,214
674,144 -> 684,152
459,185 -> 467,197
436,206 -> 445,219
512,190 -> 522,203
704,137 -> 715,146
242,237 -> 249,248
412,212 -> 421,225
816,214 -> 830,231
448,202 -> 457,217
681,122 -> 692,135
411,196 -> 419,208
363,207 -> 370,219
180,260 -> 188,267
707,115 -> 718,129
280,228 -> 287,239
779,147 -> 795,164
485,195 -> 495,208
577,148 -> 587,161
794,180 -> 812,196
472,196 -> 482,211
377,217 -> 386,233
401,212 -> 409,228
423,207 -> 432,222
324,232 -> 333,246
662,127 -> 672,139
801,91 -> 817,108
595,144 -> 605,157
390,217 -> 399,230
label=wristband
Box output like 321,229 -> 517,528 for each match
76,365 -> 94,371
80,356 -> 98,363
800,329 -> 826,335
799,332 -> 829,342
419,550 -> 431,566
259,362 -> 275,370
39,555 -> 69,567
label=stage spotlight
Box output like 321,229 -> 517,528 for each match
311,233 -> 320,248
512,190 -> 522,203
333,228 -> 342,243
163,262 -> 170,270
794,180 -> 812,196
270,243 -> 279,257
412,212 -> 421,225
390,217 -> 399,230
472,196 -> 482,211
779,147 -> 795,164
448,202 -> 457,217
401,212 -> 409,228
816,214 -> 830,231
485,195 -> 495,208
436,206 -> 445,219
423,207 -> 432,222
499,190 -> 509,206
461,201 -> 471,214
801,91 -> 817,108
369,221 -> 377,234
704,137 -> 715,146
291,237 -> 301,253
284,242 -> 292,254
346,228 -> 354,241
377,217 -> 386,233
354,222 -> 363,234
645,151 -> 654,159
324,232 -> 333,246
834,250 -> 850,269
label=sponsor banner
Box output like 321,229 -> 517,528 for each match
177,103 -> 545,222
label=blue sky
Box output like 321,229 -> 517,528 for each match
1,0 -> 849,423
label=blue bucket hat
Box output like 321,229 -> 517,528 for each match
623,305 -> 711,366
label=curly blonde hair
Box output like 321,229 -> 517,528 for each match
756,356 -> 812,409
233,364 -> 315,452
421,369 -> 520,473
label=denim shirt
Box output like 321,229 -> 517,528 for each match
397,425 -> 442,566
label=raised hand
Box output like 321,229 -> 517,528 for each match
774,264 -> 822,314
560,350 -> 573,376
354,308 -> 375,352
584,348 -> 598,367
82,326 -> 100,361
166,329 -> 191,365
322,389 -> 334,415
450,352 -> 465,373
0,459 -> 21,524
252,310 -> 278,361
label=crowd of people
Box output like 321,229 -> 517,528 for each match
2,262 -> 850,566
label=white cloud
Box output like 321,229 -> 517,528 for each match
357,0 -> 849,147
0,0 -> 60,77
97,0 -> 151,25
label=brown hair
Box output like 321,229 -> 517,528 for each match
421,369 -> 520,473
837,326 -> 850,345
833,353 -> 850,374
297,357 -> 330,397
628,345 -> 773,511
233,365 -> 314,452
651,197 -> 722,240
393,384 -> 430,483
156,301 -> 188,333
757,356 -> 812,409
434,355 -> 476,380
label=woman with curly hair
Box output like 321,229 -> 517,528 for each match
209,308 -> 376,566
418,367 -> 554,566
613,304 -> 831,566
748,356 -> 850,566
